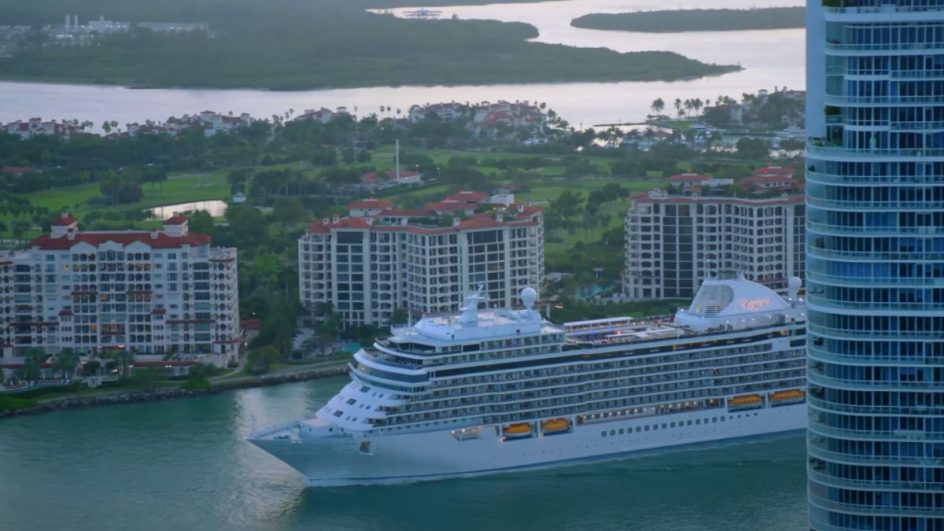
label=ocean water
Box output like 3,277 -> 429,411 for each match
0,378 -> 807,531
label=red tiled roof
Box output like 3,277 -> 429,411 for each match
164,214 -> 188,225
425,201 -> 473,212
445,190 -> 488,203
29,231 -> 210,250
458,217 -> 504,229
1,166 -> 38,175
381,209 -> 436,217
52,213 -> 78,226
305,222 -> 330,234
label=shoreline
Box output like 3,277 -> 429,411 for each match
0,365 -> 348,420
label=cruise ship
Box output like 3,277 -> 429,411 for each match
250,275 -> 807,486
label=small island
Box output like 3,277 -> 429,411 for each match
0,2 -> 739,90
571,7 -> 805,33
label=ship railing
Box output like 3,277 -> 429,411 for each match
389,373 -> 806,420
249,420 -> 300,440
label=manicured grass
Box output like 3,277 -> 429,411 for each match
29,171 -> 229,216
0,393 -> 38,411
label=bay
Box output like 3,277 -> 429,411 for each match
0,0 -> 803,129
0,378 -> 807,531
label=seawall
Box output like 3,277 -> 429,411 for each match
0,365 -> 348,419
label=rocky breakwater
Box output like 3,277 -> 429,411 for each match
0,365 -> 348,419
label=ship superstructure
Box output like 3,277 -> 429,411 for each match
251,276 -> 806,486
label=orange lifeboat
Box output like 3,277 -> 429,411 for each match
769,389 -> 805,406
728,394 -> 764,411
503,423 -> 533,440
541,418 -> 570,435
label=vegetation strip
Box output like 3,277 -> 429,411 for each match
0,366 -> 347,419
0,1 -> 737,89
571,7 -> 805,33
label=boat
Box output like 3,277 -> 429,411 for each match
541,418 -> 570,435
250,274 -> 807,486
768,389 -> 805,406
727,394 -> 764,411
503,423 -> 534,440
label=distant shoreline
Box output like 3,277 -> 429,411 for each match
0,365 -> 347,420
571,7 -> 805,33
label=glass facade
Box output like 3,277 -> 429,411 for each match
807,2 -> 944,529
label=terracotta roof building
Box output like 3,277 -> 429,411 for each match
299,193 -> 544,326
623,189 -> 805,300
0,214 -> 240,366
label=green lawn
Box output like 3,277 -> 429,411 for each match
29,171 -> 229,216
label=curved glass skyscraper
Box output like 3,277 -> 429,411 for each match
806,1 -> 944,529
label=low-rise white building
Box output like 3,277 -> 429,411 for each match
0,214 -> 240,367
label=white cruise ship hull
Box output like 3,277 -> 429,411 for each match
251,402 -> 805,487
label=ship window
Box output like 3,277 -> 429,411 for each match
687,420 -> 693,426
653,425 -> 658,431
601,431 -> 606,437
695,419 -> 701,424
609,430 -> 616,436
712,417 -> 718,423
360,386 -> 370,392
720,416 -> 726,422
661,423 -> 667,429
333,410 -> 343,417
670,423 -> 676,428
618,429 -> 624,435
347,398 -> 357,405
644,426 -> 649,432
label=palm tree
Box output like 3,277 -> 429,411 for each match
110,349 -> 135,377
21,348 -> 47,387
651,98 -> 665,116
673,98 -> 682,117
52,348 -> 80,381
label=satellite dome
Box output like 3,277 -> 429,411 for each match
520,287 -> 537,309
788,276 -> 802,290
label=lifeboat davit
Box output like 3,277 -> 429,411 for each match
541,418 -> 570,435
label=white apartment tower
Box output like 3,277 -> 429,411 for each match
623,190 -> 805,300
298,193 -> 544,326
0,214 -> 240,366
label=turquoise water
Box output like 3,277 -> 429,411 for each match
0,379 -> 807,530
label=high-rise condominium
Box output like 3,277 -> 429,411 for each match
806,1 -> 944,529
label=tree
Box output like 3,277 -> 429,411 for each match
110,349 -> 135,377
273,197 -> 308,225
650,98 -> 665,115
736,137 -> 772,160
81,360 -> 101,377
21,348 -> 46,387
52,348 -> 80,381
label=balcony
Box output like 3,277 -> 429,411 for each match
806,169 -> 944,185
807,220 -> 944,235
823,93 -> 944,106
825,41 -> 944,55
807,196 -> 944,210
807,143 -> 944,160
809,492 -> 944,518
